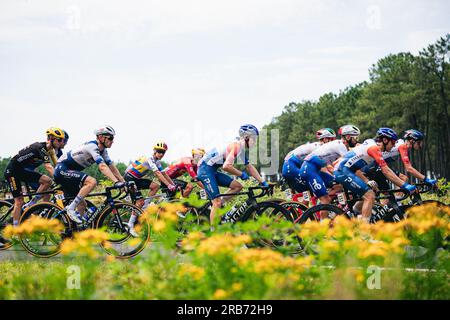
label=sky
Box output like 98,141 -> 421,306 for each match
0,0 -> 449,164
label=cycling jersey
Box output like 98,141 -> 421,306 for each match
337,139 -> 387,172
10,142 -> 54,169
125,155 -> 163,179
361,139 -> 409,173
199,142 -> 249,169
57,141 -> 113,171
164,157 -> 198,179
334,139 -> 387,197
284,142 -> 321,162
304,140 -> 348,168
282,142 -> 320,193
197,141 -> 247,200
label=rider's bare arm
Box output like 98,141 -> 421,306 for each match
398,144 -> 425,180
99,162 -> 120,183
381,166 -> 406,187
155,171 -> 173,186
109,164 -> 125,182
222,152 -> 242,177
246,164 -> 264,183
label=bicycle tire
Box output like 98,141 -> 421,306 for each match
242,201 -> 301,252
298,204 -> 344,224
279,201 -> 309,223
0,200 -> 13,250
19,202 -> 72,258
96,201 -> 149,259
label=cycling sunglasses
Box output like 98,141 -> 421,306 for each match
104,135 -> 114,141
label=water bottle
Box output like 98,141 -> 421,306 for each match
86,206 -> 97,220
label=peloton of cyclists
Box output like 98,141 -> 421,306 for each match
282,128 -> 336,194
299,125 -> 361,215
334,128 -> 418,223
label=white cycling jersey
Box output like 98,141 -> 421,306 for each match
304,140 -> 348,166
284,142 -> 321,161
199,141 -> 248,168
57,141 -> 112,171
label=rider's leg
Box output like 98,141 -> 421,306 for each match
36,175 -> 52,202
210,197 -> 222,227
12,196 -> 24,226
362,190 -> 376,222
221,180 -> 243,204
182,183 -> 194,198
67,176 -> 97,213
148,182 -> 160,197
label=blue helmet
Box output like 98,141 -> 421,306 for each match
404,129 -> 424,141
239,124 -> 259,138
376,127 -> 398,141
63,130 -> 69,143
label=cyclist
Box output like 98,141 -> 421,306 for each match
4,127 -> 65,227
124,142 -> 177,206
361,129 -> 437,190
162,148 -> 206,198
299,125 -> 360,213
54,126 -> 126,224
197,124 -> 268,227
334,128 -> 417,223
282,128 -> 336,194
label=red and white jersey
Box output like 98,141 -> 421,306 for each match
336,139 -> 387,172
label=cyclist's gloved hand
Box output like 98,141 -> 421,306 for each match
114,181 -> 127,189
168,184 -> 177,192
260,181 -> 269,188
401,183 -> 417,194
239,171 -> 249,180
424,178 -> 437,186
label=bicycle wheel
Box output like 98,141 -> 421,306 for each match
0,200 -> 13,250
96,202 -> 149,259
280,201 -> 309,223
243,201 -> 301,253
298,204 -> 344,224
19,202 -> 72,258
176,203 -> 210,234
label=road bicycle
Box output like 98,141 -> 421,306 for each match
18,181 -> 149,259
297,183 -> 446,224
177,184 -> 296,251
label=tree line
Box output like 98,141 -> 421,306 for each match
263,34 -> 450,180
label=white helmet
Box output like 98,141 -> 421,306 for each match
95,125 -> 116,137
338,125 -> 360,136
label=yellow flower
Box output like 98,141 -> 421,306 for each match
197,234 -> 251,256
3,215 -> 64,238
178,264 -> 206,281
213,289 -> 228,300
231,283 -> 243,292
152,220 -> 167,232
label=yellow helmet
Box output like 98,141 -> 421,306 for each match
46,127 -> 65,139
153,142 -> 168,151
192,148 -> 206,157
